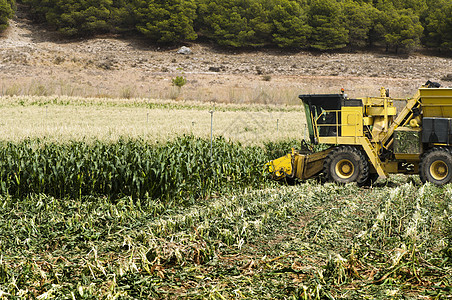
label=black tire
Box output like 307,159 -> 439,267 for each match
419,147 -> 452,185
285,176 -> 296,185
323,146 -> 369,185
362,173 -> 380,187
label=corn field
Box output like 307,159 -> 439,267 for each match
0,136 -> 450,299
0,136 -> 300,202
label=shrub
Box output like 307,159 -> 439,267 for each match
172,76 -> 187,87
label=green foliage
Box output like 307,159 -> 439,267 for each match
172,75 -> 187,87
366,5 -> 389,47
21,0 -> 112,36
20,0 -> 197,42
19,0 -> 47,23
0,136 -> 297,201
135,0 -> 197,43
197,0 -> 272,47
423,0 -> 452,51
383,8 -> 424,53
197,0 -> 312,48
270,0 -> 311,48
377,0 -> 427,14
343,0 -> 374,47
307,0 -> 349,50
0,0 -> 14,32
109,0 -> 139,32
16,0 -> 452,51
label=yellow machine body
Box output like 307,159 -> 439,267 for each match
266,149 -> 332,180
341,106 -> 363,137
266,151 -> 295,180
419,88 -> 452,118
266,83 -> 452,184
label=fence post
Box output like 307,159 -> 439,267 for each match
209,108 -> 214,159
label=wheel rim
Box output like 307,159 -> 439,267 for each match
335,159 -> 354,179
430,160 -> 448,181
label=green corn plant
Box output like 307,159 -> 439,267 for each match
0,136 -> 301,201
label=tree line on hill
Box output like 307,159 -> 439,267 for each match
0,0 -> 451,53
0,0 -> 14,31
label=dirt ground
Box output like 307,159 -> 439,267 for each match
1,12 -> 452,104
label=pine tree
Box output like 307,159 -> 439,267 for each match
307,0 -> 349,50
383,8 -> 424,53
135,0 -> 197,43
367,6 -> 388,47
197,0 -> 272,47
343,0 -> 374,48
423,0 -> 452,51
0,0 -> 13,32
270,0 -> 311,48
21,0 -> 113,36
109,0 -> 137,33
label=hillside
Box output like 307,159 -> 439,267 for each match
1,12 -> 452,104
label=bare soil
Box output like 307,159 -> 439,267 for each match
1,13 -> 452,104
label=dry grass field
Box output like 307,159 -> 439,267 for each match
0,95 -> 306,144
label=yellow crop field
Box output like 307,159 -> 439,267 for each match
0,95 -> 306,144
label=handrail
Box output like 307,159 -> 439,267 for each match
313,110 -> 362,143
314,110 -> 340,142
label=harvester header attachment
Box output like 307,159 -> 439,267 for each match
266,148 -> 332,181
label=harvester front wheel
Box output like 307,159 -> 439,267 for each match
420,147 -> 452,185
324,146 -> 369,185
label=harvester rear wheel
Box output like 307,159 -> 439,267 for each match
324,146 -> 369,185
420,147 -> 452,185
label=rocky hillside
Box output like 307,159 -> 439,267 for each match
1,13 -> 451,104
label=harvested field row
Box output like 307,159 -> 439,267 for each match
1,179 -> 451,298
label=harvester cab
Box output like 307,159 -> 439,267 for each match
266,82 -> 452,185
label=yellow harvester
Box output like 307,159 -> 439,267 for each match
266,81 -> 452,185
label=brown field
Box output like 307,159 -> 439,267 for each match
1,15 -> 452,105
